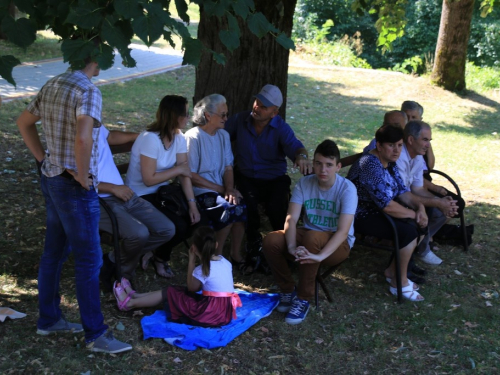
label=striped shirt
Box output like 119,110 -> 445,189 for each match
27,70 -> 102,182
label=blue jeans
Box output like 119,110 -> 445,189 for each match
38,174 -> 107,342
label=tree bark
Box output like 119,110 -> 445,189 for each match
431,0 -> 475,91
194,0 -> 297,119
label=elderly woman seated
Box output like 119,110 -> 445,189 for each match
347,125 -> 428,301
184,94 -> 248,272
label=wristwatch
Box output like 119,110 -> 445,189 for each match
298,153 -> 308,159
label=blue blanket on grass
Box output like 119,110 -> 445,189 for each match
141,290 -> 279,351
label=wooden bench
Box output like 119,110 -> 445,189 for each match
314,152 -> 468,305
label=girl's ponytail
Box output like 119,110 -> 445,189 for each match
191,226 -> 217,277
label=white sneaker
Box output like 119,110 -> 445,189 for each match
417,250 -> 443,265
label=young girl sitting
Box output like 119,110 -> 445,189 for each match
113,226 -> 242,327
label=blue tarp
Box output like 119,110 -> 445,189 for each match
141,290 -> 279,351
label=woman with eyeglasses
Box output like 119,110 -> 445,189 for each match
185,94 -> 249,273
126,95 -> 201,278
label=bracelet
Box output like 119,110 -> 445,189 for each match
298,153 -> 308,159
187,198 -> 196,202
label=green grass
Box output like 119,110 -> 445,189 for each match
1,56 -> 500,373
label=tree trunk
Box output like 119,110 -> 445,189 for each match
194,0 -> 297,119
430,0 -> 475,91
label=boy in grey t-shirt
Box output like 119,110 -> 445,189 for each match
263,140 -> 358,325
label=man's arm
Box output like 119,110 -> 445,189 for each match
296,213 -> 354,264
423,179 -> 447,196
294,147 -> 313,175
284,202 -> 302,257
16,110 -> 45,162
107,131 -> 138,146
411,185 -> 457,217
98,182 -> 134,202
72,115 -> 95,190
426,143 -> 435,170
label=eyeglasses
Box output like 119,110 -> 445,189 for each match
210,111 -> 229,119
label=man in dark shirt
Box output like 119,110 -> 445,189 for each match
225,84 -> 312,255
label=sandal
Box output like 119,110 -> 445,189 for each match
385,277 -> 419,291
389,284 -> 424,301
120,277 -> 136,296
113,281 -> 132,311
141,252 -> 153,271
152,258 -> 175,279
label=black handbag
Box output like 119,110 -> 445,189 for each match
156,182 -> 190,218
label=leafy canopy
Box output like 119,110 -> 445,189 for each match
0,0 -> 295,86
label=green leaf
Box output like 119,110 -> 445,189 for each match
61,39 -> 95,68
114,0 -> 143,19
231,0 -> 250,19
12,0 -> 35,15
211,51 -> 226,65
242,0 -> 255,11
203,0 -> 229,17
117,47 -> 136,68
247,12 -> 272,38
275,32 -> 295,51
0,17 -> 37,48
182,37 -> 202,66
102,17 -> 132,51
219,13 -> 240,51
163,30 -> 176,49
132,2 -> 166,46
95,43 -> 114,70
0,55 -> 21,87
65,0 -> 103,30
174,0 -> 189,23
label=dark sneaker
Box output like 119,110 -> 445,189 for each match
285,298 -> 310,325
36,317 -> 83,335
276,289 -> 297,313
87,330 -> 132,354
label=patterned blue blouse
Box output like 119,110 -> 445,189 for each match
346,153 -> 409,217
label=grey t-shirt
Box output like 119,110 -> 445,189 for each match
291,174 -> 358,248
185,126 -> 234,196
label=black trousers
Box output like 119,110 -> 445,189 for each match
235,171 -> 291,243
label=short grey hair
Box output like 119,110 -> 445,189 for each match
192,94 -> 227,126
404,120 -> 431,142
401,100 -> 424,117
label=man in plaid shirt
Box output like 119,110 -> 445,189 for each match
17,53 -> 131,354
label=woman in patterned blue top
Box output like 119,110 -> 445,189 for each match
347,125 -> 428,301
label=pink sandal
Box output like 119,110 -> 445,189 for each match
113,281 -> 132,311
120,278 -> 136,296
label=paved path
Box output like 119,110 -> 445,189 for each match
0,44 -> 184,102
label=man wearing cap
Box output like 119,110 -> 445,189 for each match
225,84 -> 312,260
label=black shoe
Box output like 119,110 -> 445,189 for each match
100,253 -> 116,292
411,262 -> 427,276
407,271 -> 426,285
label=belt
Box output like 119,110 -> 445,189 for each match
202,291 -> 242,319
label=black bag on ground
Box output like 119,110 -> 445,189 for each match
156,183 -> 189,218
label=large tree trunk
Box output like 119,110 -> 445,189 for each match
430,0 -> 475,91
194,0 -> 297,119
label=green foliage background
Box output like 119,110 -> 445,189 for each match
293,0 -> 500,72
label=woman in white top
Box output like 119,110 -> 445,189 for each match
126,95 -> 201,278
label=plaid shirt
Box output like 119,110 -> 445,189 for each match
27,70 -> 102,183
